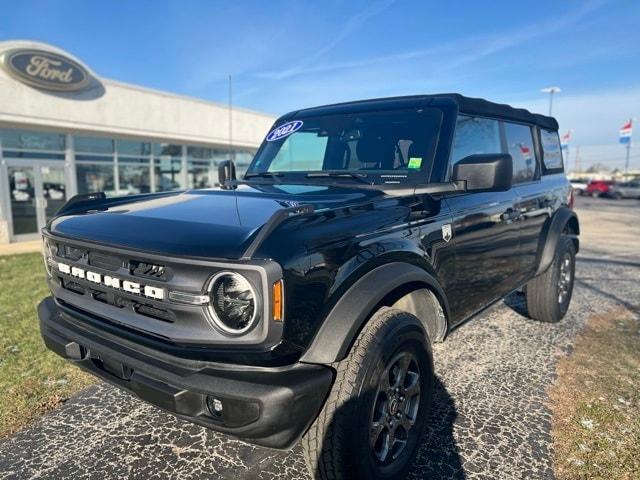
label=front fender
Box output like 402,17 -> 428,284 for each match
299,262 -> 450,364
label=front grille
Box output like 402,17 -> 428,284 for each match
61,278 -> 86,295
44,235 -> 263,347
64,280 -> 175,323
59,244 -> 85,261
130,260 -> 167,280
91,290 -> 112,305
134,304 -> 175,323
49,238 -> 171,281
88,251 -> 125,271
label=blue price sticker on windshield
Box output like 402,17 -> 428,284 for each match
266,120 -> 304,142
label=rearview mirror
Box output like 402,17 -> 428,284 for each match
218,160 -> 237,189
452,154 -> 512,192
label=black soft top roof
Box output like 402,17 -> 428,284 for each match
288,93 -> 558,131
445,93 -> 558,130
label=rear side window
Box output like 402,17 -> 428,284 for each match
540,129 -> 564,172
449,116 -> 501,167
504,122 -> 537,184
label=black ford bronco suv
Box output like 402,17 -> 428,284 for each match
39,94 -> 579,480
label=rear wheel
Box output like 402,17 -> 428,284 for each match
612,192 -> 623,200
525,236 -> 576,322
302,308 -> 433,480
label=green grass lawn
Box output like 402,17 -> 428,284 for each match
0,253 -> 94,438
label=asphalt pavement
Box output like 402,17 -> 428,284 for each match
1,197 -> 638,480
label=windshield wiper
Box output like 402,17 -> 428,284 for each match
305,171 -> 371,185
244,172 -> 284,179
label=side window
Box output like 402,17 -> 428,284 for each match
540,129 -> 564,172
504,122 -> 537,184
449,116 -> 501,168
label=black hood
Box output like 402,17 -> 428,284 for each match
49,184 -> 384,259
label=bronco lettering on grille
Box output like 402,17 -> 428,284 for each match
57,262 -> 165,300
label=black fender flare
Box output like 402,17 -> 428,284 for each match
536,207 -> 580,275
299,262 -> 450,365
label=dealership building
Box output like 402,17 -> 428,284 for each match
0,40 -> 275,244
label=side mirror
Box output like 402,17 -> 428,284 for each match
218,160 -> 236,189
452,154 -> 512,192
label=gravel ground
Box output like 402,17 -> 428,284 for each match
0,197 -> 638,480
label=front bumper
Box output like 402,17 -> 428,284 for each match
38,297 -> 333,449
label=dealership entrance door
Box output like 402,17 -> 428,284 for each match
4,162 -> 67,241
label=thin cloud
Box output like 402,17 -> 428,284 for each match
255,0 -> 605,81
257,0 -> 396,80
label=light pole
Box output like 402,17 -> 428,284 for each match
541,86 -> 561,116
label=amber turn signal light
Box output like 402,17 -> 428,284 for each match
272,279 -> 284,321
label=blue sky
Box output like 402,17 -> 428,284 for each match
2,0 -> 639,169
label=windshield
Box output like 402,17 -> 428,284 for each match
246,108 -> 443,184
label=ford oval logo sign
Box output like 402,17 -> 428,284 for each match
266,120 -> 304,142
1,48 -> 92,92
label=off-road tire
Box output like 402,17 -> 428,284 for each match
301,308 -> 433,480
525,236 -> 576,322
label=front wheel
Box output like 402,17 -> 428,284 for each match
525,236 -> 576,322
302,308 -> 433,480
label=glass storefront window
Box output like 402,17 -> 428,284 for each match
153,143 -> 184,191
153,143 -> 182,158
1,128 -> 65,151
210,148 -> 232,164
1,128 -> 66,159
188,160 -> 211,188
154,158 -> 183,191
74,136 -> 114,162
76,163 -> 115,195
233,149 -> 255,178
74,136 -> 113,154
118,140 -> 151,157
119,163 -> 151,195
187,146 -> 214,188
187,146 -> 214,160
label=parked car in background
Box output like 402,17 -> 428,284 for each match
585,179 -> 614,197
609,180 -> 640,199
569,178 -> 589,195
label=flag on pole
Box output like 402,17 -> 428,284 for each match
619,120 -> 632,144
561,131 -> 571,150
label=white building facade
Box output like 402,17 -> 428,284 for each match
0,40 -> 275,243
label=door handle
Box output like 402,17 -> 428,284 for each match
500,209 -> 520,221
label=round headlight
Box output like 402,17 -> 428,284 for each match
42,238 -> 56,276
43,238 -> 57,259
207,272 -> 258,335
